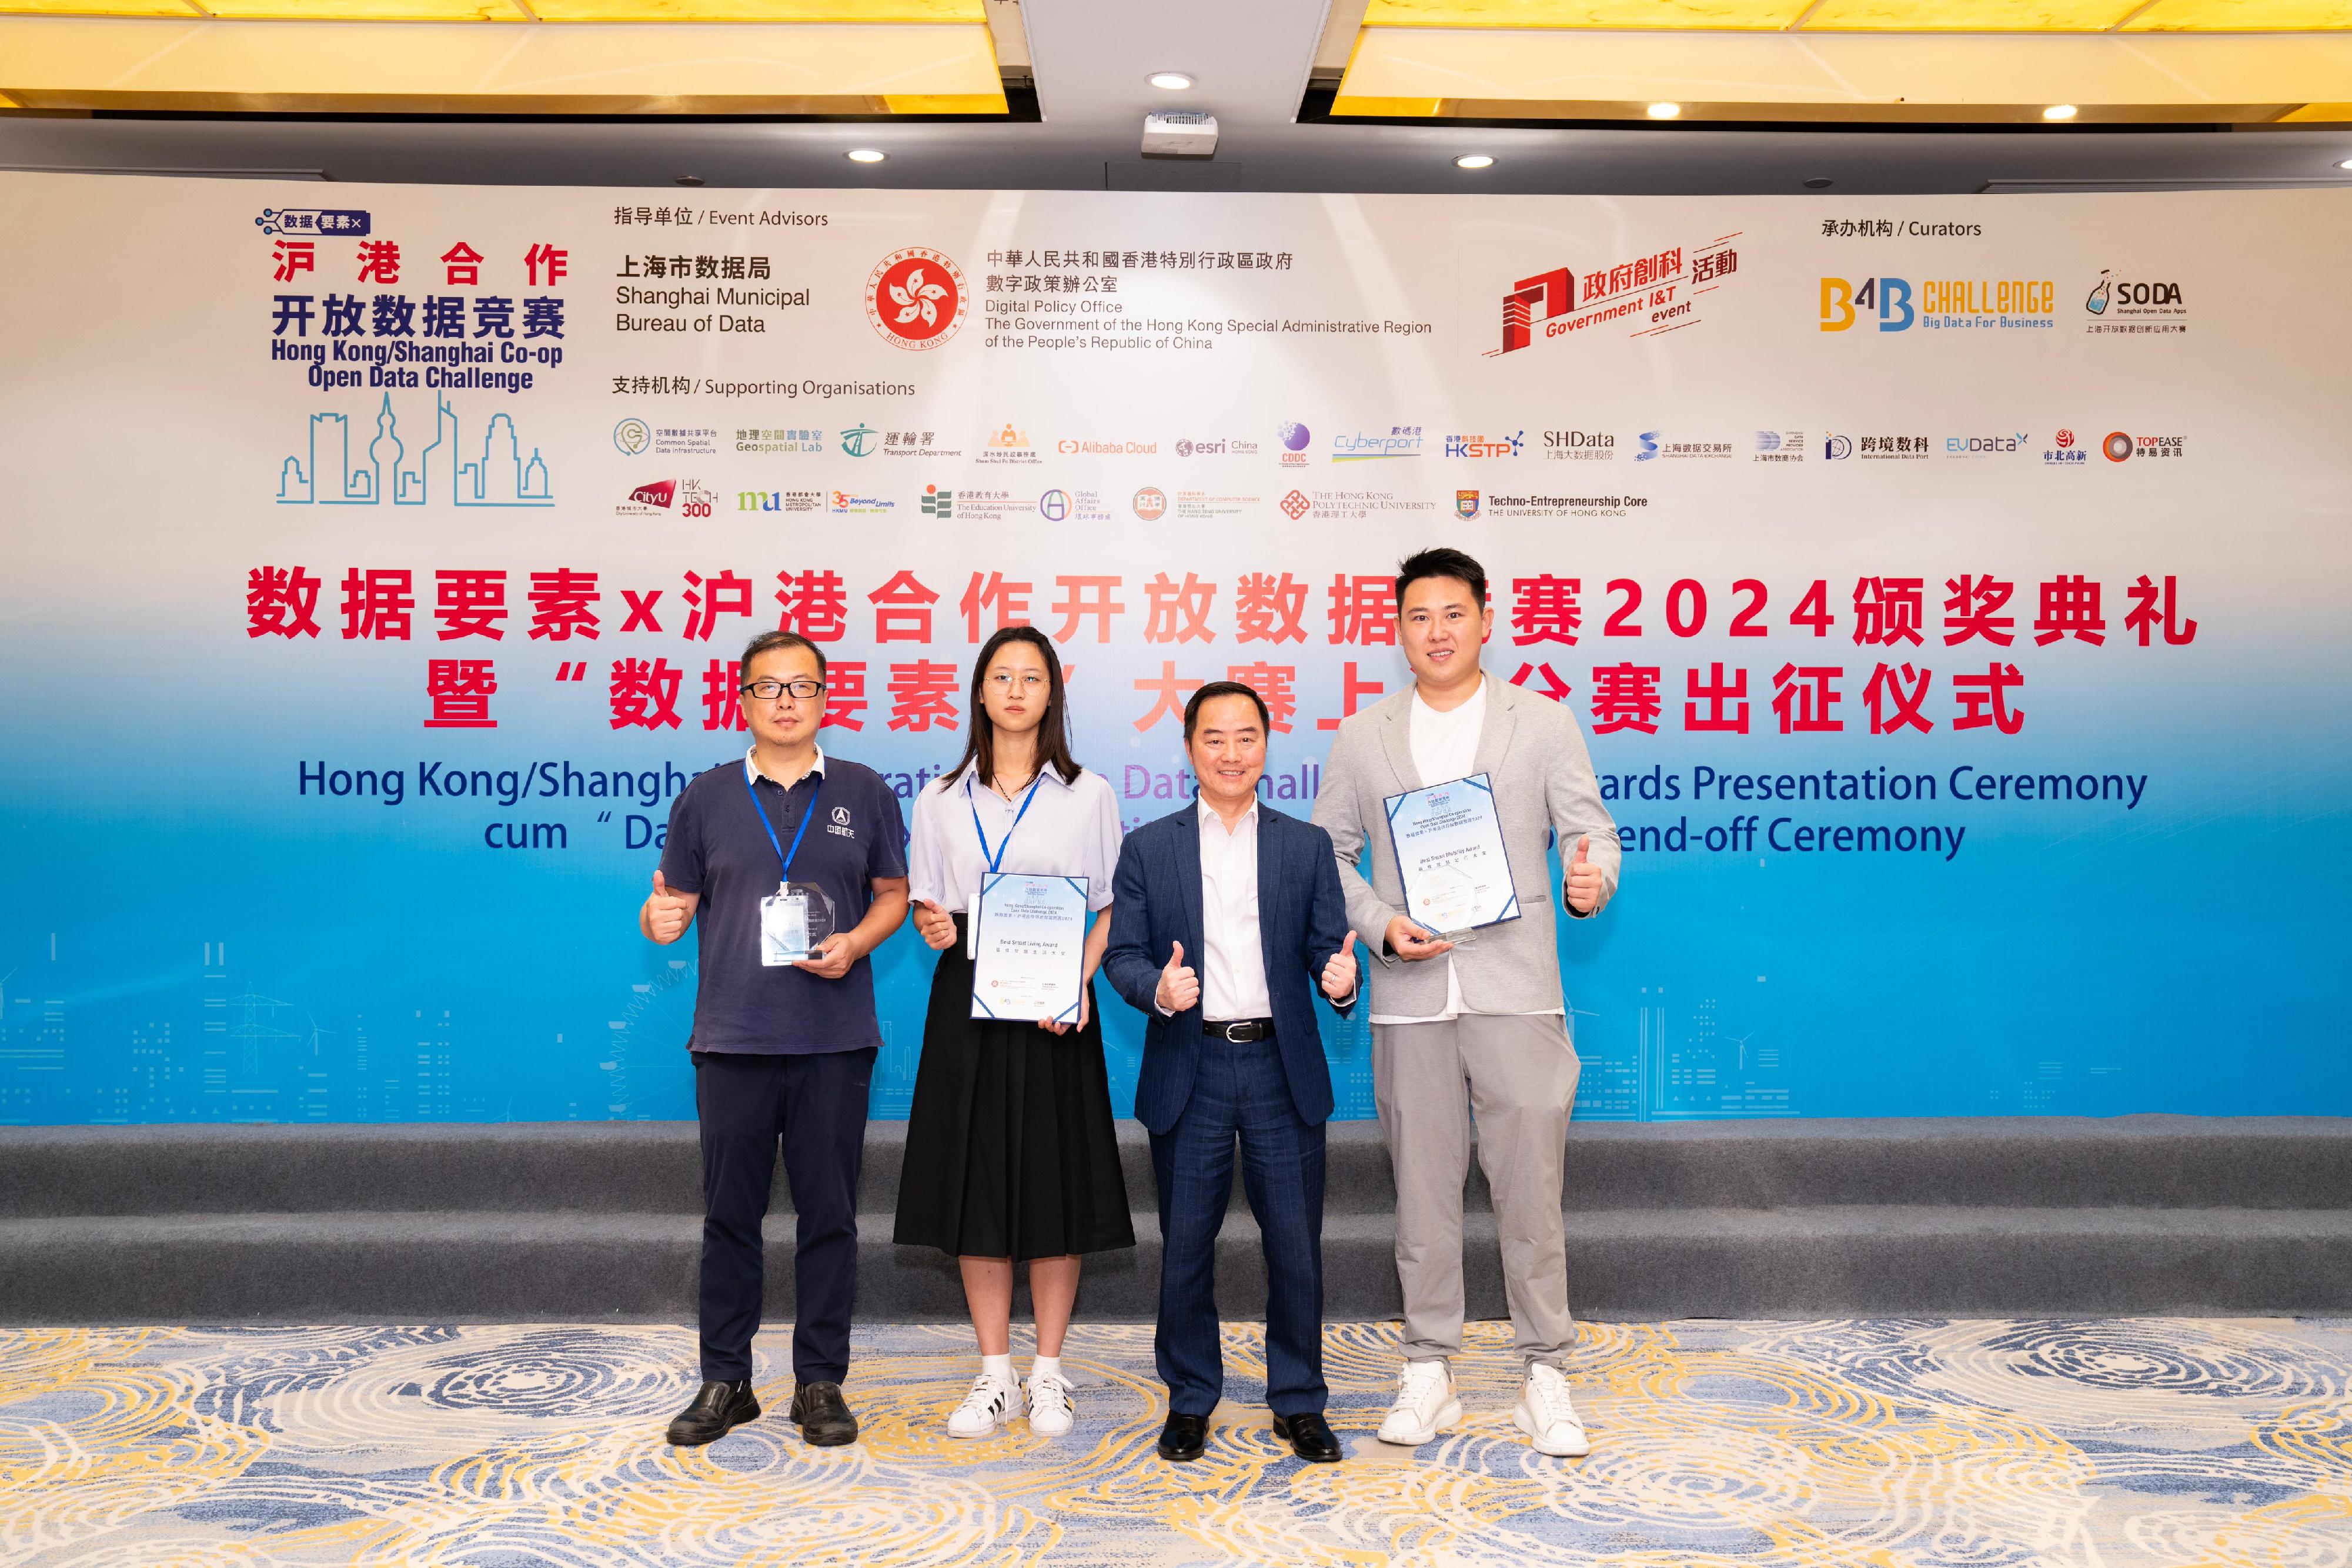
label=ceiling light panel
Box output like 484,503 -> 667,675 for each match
1798,1 -> 2154,28
1361,0 -> 1809,27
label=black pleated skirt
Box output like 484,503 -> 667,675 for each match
892,915 -> 1136,1261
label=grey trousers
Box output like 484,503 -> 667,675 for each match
1372,1012 -> 1580,1368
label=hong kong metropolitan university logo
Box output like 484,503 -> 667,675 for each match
866,248 -> 967,351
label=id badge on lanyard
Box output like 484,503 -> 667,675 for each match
747,767 -> 827,967
967,773 -> 1044,958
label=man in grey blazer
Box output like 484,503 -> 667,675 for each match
1311,546 -> 1621,1459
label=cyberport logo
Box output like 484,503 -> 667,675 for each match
866,247 -> 967,352
1445,431 -> 1524,459
255,206 -> 372,238
1333,426 -> 1422,462
1821,276 -> 2056,332
1278,422 -> 1312,467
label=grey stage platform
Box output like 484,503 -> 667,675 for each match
2,1117 -> 2348,1323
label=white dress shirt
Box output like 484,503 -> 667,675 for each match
1195,795 -> 1273,1022
907,761 -> 1121,913
1372,675 -> 1563,1025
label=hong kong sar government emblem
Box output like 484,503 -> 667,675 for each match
866,247 -> 968,351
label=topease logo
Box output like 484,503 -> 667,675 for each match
866,247 -> 967,350
2103,430 -> 2135,462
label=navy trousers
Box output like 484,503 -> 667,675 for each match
1148,1031 -> 1328,1418
693,1047 -> 875,1386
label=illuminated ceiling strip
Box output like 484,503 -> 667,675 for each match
0,1 -> 990,18
0,15 -> 1007,111
1334,25 -> 2352,117
1354,0 -> 2352,30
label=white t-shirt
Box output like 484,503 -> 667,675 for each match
1372,675 -> 1563,1026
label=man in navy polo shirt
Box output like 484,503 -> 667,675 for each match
640,628 -> 909,1449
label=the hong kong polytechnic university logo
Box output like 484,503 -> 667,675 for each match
867,247 -> 967,351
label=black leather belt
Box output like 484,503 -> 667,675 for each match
1203,1018 -> 1275,1042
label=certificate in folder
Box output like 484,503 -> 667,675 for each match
970,872 -> 1089,1024
1382,773 -> 1519,941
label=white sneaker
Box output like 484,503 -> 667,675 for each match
1024,1372 -> 1074,1437
946,1372 -> 1018,1439
1514,1363 -> 1591,1457
1376,1358 -> 1462,1447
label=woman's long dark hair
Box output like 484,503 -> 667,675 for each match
943,625 -> 1083,791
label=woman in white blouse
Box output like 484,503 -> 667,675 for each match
893,626 -> 1134,1439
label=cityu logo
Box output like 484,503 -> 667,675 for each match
1820,277 -> 1916,332
866,247 -> 967,351
629,480 -> 676,509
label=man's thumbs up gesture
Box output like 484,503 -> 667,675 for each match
1319,932 -> 1359,1002
1155,940 -> 1200,1014
644,869 -> 693,944
1563,834 -> 1603,915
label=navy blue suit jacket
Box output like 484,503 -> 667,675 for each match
1105,801 -> 1357,1136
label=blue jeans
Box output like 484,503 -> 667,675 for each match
1148,1031 -> 1327,1417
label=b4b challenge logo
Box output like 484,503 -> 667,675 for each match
1489,238 -> 1740,356
866,248 -> 967,351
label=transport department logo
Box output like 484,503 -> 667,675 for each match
866,247 -> 967,350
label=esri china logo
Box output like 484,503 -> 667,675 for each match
866,248 -> 967,351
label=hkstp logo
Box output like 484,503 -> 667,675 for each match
866,248 -> 967,351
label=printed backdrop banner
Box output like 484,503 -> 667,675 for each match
2,173 -> 2346,1126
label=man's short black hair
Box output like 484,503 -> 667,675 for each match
1184,680 -> 1271,740
739,628 -> 827,683
1395,547 -> 1489,611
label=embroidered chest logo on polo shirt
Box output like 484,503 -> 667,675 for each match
827,804 -> 857,840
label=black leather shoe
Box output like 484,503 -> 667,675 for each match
789,1380 -> 860,1447
1157,1412 -> 1209,1462
1272,1410 -> 1343,1463
666,1379 -> 760,1446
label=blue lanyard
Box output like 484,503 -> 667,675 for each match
967,771 -> 1043,874
746,764 -> 820,890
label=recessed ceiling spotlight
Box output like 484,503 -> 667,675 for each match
1148,72 -> 1195,91
1455,153 -> 1495,169
674,175 -> 704,186
1802,176 -> 1833,189
2043,103 -> 2079,121
1647,102 -> 1681,119
846,149 -> 887,163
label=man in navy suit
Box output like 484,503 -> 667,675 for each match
1105,681 -> 1359,1465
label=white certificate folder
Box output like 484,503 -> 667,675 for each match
1383,773 -> 1520,937
970,872 -> 1090,1024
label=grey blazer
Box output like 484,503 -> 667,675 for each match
1311,673 -> 1622,1018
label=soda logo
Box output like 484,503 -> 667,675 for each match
1820,277 -> 1914,333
